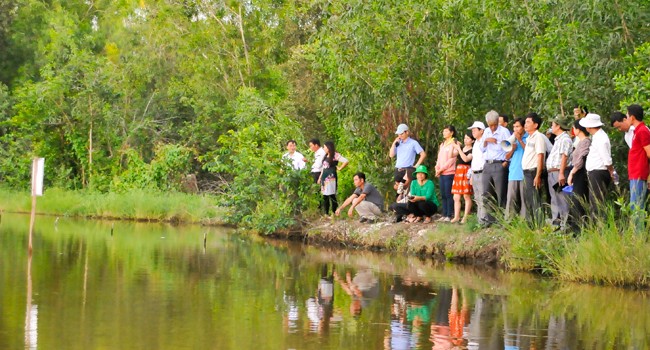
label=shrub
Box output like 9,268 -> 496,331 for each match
202,87 -> 317,234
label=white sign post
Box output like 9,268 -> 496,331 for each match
28,158 -> 44,254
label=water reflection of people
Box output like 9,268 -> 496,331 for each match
333,269 -> 379,316
430,286 -> 468,349
384,276 -> 436,349
306,265 -> 336,333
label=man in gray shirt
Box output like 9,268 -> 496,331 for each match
336,172 -> 384,223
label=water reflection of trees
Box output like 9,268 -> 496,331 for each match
3,215 -> 650,349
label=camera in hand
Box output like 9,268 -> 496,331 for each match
552,182 -> 568,192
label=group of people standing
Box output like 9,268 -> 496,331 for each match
283,103 -> 650,229
282,138 -> 385,223
388,104 -> 649,230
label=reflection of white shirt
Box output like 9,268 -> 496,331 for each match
311,147 -> 326,173
283,151 -> 306,170
625,125 -> 635,148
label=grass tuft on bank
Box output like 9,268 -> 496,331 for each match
0,187 -> 226,224
503,205 -> 650,288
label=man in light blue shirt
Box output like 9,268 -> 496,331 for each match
389,123 -> 426,193
504,118 -> 527,219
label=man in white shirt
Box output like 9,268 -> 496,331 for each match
468,121 -> 487,224
480,110 -> 511,225
609,111 -> 635,148
580,113 -> 615,215
521,112 -> 547,225
546,116 -> 573,226
309,139 -> 326,183
283,140 -> 306,170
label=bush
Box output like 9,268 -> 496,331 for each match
202,87 -> 317,234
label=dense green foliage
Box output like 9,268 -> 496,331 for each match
1,0 -> 649,231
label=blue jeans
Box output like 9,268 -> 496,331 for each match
630,179 -> 647,230
440,174 -> 454,218
630,180 -> 647,211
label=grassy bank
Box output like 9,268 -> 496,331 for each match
502,207 -> 650,288
0,187 -> 227,224
306,208 -> 650,288
305,215 -> 505,265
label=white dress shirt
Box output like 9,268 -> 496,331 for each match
283,151 -> 306,170
311,147 -> 326,173
471,136 -> 485,171
480,125 -> 511,161
585,128 -> 612,171
625,125 -> 635,148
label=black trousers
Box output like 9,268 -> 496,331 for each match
587,169 -> 611,217
523,169 -> 544,226
323,195 -> 338,215
390,201 -> 438,219
568,167 -> 589,231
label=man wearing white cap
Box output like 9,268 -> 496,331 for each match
580,113 -> 615,215
389,123 -> 426,193
468,121 -> 487,224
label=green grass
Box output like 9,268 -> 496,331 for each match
503,205 -> 650,288
0,187 -> 227,224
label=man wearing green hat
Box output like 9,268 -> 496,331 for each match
546,115 -> 573,227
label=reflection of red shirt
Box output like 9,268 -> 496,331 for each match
449,309 -> 467,346
629,122 -> 650,180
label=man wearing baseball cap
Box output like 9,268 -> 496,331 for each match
389,123 -> 426,194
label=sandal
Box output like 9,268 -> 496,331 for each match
422,217 -> 432,224
449,217 -> 460,223
412,217 -> 423,223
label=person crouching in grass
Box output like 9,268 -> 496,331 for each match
389,165 -> 439,223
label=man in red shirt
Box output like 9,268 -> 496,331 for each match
625,104 -> 650,211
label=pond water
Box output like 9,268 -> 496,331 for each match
1,213 -> 649,349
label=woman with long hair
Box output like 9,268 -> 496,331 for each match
450,131 -> 475,224
435,125 -> 459,221
318,141 -> 349,215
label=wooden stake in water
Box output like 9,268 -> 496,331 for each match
28,158 -> 45,255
